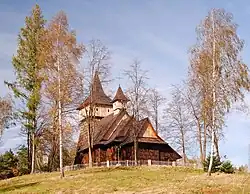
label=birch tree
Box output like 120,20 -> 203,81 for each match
82,39 -> 112,91
45,11 -> 84,178
185,80 -> 205,162
163,85 -> 194,164
124,59 -> 149,165
190,8 -> 250,175
148,88 -> 165,133
124,59 -> 149,120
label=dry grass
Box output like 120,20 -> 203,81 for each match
0,166 -> 249,194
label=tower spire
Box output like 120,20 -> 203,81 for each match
77,71 -> 112,110
112,85 -> 129,103
112,85 -> 129,115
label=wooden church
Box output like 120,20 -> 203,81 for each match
74,72 -> 181,164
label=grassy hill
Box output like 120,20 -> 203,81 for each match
0,166 -> 249,193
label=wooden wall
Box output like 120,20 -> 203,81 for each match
138,148 -> 159,161
75,143 -> 178,164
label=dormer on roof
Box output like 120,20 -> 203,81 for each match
112,85 -> 129,115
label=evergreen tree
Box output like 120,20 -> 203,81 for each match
16,145 -> 29,175
203,154 -> 222,173
0,150 -> 18,179
5,4 -> 47,174
220,160 -> 234,174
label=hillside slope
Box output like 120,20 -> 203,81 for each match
0,166 -> 249,193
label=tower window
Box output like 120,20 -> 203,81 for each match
96,108 -> 98,111
108,109 -> 109,112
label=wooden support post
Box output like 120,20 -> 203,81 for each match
172,161 -> 176,167
126,160 -> 129,166
107,160 -> 109,167
98,148 -> 101,164
148,159 -> 152,166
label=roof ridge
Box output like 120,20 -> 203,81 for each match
95,110 -> 125,143
92,113 -> 114,141
107,111 -> 130,140
104,116 -> 132,145
103,110 -> 126,140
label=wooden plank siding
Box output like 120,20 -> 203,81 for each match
75,142 -> 178,165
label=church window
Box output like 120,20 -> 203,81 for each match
96,108 -> 98,111
108,109 -> 109,112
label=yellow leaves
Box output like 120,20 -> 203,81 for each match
39,11 -> 84,141
188,8 -> 250,135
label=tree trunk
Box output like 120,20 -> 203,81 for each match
197,123 -> 203,164
30,133 -> 35,174
180,128 -> 186,165
88,67 -> 94,168
214,131 -> 220,159
88,121 -> 93,167
134,139 -> 138,166
59,99 -> 64,178
59,118 -> 64,178
208,9 -> 216,176
155,109 -> 158,134
208,129 -> 215,176
58,52 -> 64,178
203,119 -> 207,162
27,130 -> 31,172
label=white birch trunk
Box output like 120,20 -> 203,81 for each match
57,35 -> 64,178
87,66 -> 94,167
208,9 -> 216,176
58,61 -> 64,178
31,132 -> 35,174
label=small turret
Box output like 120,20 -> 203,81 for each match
112,85 -> 129,115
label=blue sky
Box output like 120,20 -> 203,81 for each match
0,0 -> 250,166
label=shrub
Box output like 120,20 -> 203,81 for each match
0,149 -> 18,179
203,154 -> 222,173
220,160 -> 234,174
238,165 -> 248,173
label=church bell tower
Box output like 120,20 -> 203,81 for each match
77,71 -> 113,122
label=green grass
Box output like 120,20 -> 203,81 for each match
0,166 -> 250,193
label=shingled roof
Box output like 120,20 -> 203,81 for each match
78,110 -> 165,151
76,109 -> 181,160
77,72 -> 112,110
111,86 -> 129,103
77,110 -> 130,151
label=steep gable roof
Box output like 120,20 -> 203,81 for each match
77,110 -> 128,151
120,117 -> 165,146
77,110 -> 181,160
78,111 -> 164,151
77,72 -> 112,110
